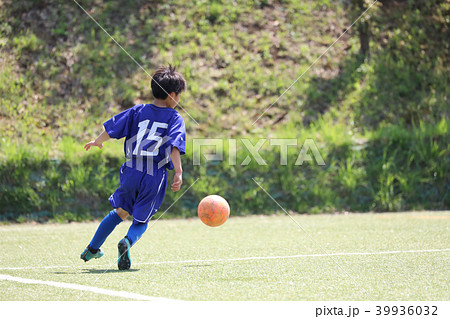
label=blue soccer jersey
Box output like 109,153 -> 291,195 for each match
103,104 -> 186,173
104,104 -> 186,223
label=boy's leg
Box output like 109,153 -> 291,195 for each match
117,221 -> 148,270
81,209 -> 128,262
126,222 -> 148,247
89,209 -> 127,250
115,208 -> 130,220
117,169 -> 167,270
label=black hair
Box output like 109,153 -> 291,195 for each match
151,65 -> 187,99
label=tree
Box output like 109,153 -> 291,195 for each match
351,0 -> 371,58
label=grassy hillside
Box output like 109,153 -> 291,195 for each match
0,0 -> 448,221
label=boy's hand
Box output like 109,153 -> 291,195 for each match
84,140 -> 103,151
84,130 -> 111,151
171,172 -> 183,192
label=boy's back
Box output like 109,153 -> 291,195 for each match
104,103 -> 186,172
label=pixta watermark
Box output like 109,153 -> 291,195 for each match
192,138 -> 325,166
122,131 -> 326,174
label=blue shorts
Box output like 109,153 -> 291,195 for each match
109,163 -> 168,224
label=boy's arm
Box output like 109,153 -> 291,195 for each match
84,130 -> 111,151
170,147 -> 183,192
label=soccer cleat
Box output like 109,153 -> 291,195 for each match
80,246 -> 104,262
117,237 -> 131,270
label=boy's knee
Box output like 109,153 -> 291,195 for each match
115,208 -> 129,220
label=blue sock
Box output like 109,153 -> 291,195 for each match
126,222 -> 148,247
89,210 -> 123,250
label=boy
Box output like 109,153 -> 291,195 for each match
80,65 -> 187,270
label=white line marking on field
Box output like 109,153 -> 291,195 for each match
0,274 -> 176,301
137,248 -> 450,266
0,248 -> 450,270
1,248 -> 448,271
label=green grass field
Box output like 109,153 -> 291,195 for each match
1,211 -> 449,301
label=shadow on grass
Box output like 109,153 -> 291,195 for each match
52,268 -> 140,274
53,271 -> 81,275
81,268 -> 140,273
183,264 -> 212,268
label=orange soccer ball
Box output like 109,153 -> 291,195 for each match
197,195 -> 230,227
